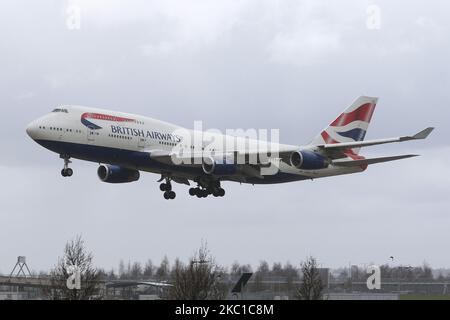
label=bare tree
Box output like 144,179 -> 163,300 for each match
45,235 -> 100,300
296,256 -> 324,300
167,243 -> 226,300
107,269 -> 117,280
97,268 -> 108,280
272,262 -> 283,274
143,259 -> 154,278
156,256 -> 170,280
126,260 -> 131,277
230,261 -> 253,277
118,260 -> 126,279
257,260 -> 270,275
254,260 -> 270,291
284,262 -> 299,291
130,262 -> 143,279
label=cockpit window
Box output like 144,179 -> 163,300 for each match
52,108 -> 69,113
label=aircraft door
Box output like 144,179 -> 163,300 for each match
87,128 -> 96,142
138,137 -> 146,149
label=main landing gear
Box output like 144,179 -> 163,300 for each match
188,181 -> 225,199
157,176 -> 225,200
159,178 -> 176,200
60,155 -> 73,177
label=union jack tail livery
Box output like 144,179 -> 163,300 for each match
310,96 -> 378,154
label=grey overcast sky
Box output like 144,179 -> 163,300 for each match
0,0 -> 449,274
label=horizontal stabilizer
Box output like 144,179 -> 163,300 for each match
412,127 -> 434,140
318,127 -> 434,150
332,154 -> 419,167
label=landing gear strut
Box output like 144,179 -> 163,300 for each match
159,177 -> 176,200
60,155 -> 73,177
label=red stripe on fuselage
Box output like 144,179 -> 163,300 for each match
330,103 -> 375,127
81,113 -> 136,123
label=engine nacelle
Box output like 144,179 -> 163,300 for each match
97,165 -> 140,183
289,150 -> 329,170
202,155 -> 237,175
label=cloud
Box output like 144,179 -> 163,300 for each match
263,1 -> 448,65
268,24 -> 342,66
70,0 -> 252,54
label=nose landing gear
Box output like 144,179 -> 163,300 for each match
60,155 -> 73,177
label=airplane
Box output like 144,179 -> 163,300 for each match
26,96 -> 434,200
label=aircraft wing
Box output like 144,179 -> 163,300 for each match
149,149 -> 285,167
150,150 -> 210,166
148,149 -> 284,180
317,127 -> 434,151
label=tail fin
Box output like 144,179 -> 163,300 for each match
310,96 -> 378,154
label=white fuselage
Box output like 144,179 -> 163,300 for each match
26,105 -> 362,184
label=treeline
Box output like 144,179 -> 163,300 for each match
43,235 -> 450,300
97,257 -> 171,281
99,259 -> 448,283
332,263 -> 445,282
98,258 -> 301,282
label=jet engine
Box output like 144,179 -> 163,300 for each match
97,164 -> 140,183
289,150 -> 329,170
202,155 -> 237,175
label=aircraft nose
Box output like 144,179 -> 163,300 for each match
26,121 -> 38,139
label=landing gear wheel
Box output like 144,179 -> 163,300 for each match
163,191 -> 176,200
65,168 -> 73,177
160,177 -> 174,199
189,188 -> 196,196
61,168 -> 73,177
218,188 -> 225,197
160,181 -> 172,191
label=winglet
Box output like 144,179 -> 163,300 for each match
413,127 -> 434,140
